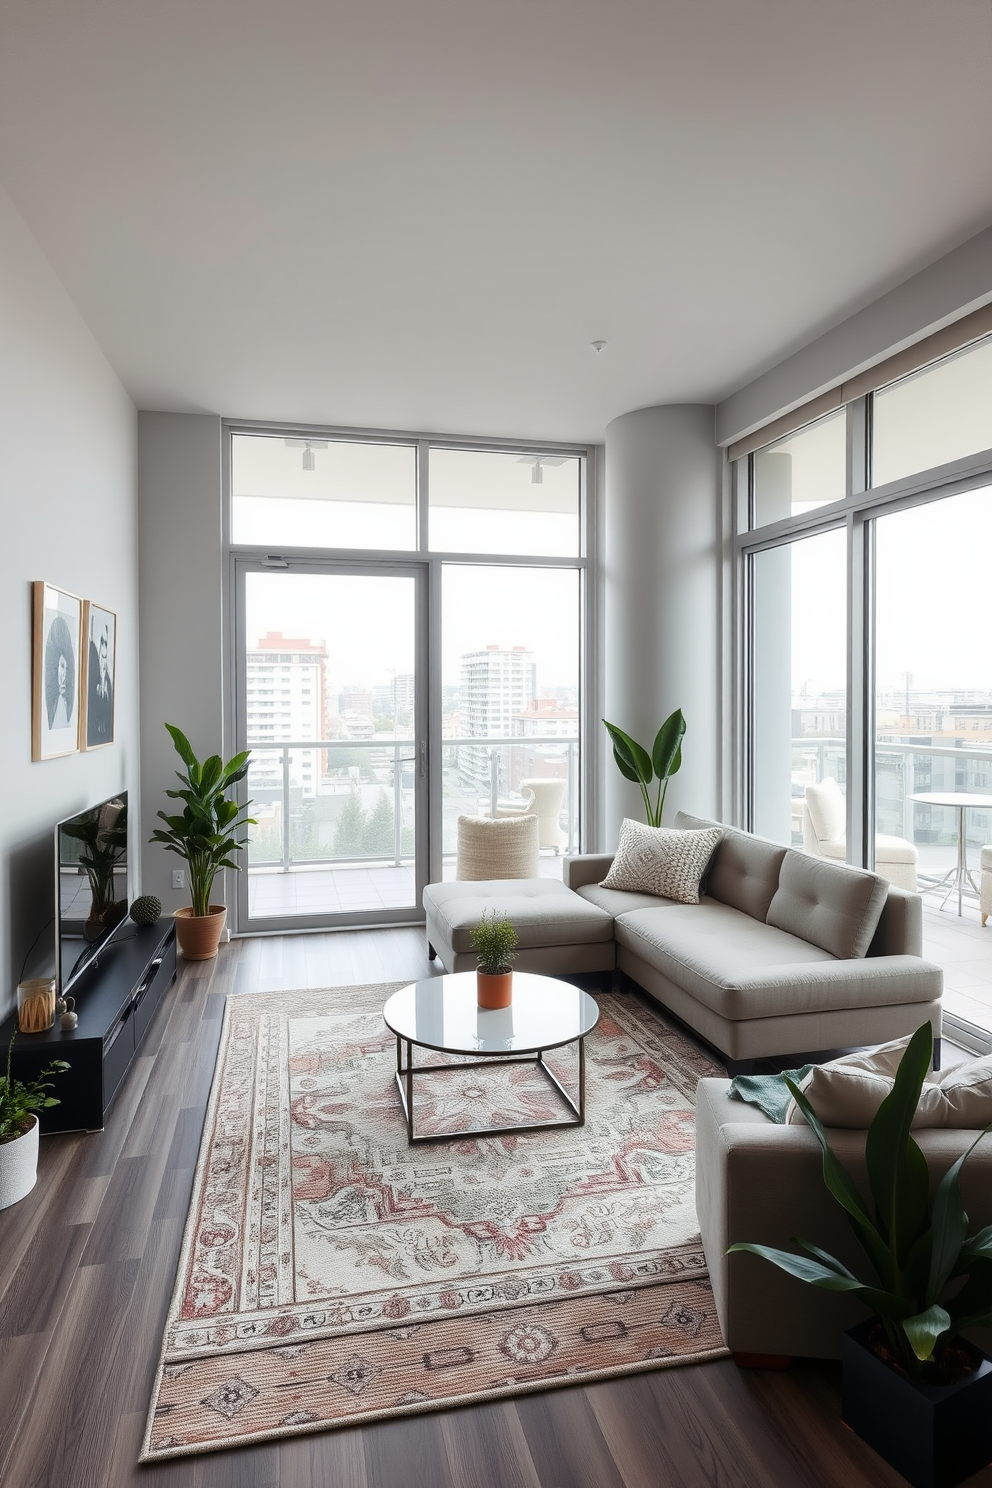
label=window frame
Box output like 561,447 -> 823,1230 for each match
222,418 -> 597,930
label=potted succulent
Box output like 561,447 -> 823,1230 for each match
470,910 -> 519,1009
729,1022 -> 992,1488
602,708 -> 686,826
0,1037 -> 69,1210
149,724 -> 255,961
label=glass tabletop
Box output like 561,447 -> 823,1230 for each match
382,972 -> 600,1056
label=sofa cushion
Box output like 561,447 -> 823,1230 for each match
616,900 -> 833,1012
576,882 -> 680,916
787,1039 -> 992,1130
601,818 -> 722,904
706,831 -> 787,922
423,878 -> 614,953
766,850 -> 888,960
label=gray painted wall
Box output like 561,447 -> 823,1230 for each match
0,184 -> 138,1021
716,223 -> 992,447
603,404 -> 721,843
137,413 -> 224,911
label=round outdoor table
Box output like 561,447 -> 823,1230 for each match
382,971 -> 600,1144
909,791 -> 992,916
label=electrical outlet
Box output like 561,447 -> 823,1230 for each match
172,869 -> 185,890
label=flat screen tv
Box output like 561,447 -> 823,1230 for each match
56,791 -> 131,994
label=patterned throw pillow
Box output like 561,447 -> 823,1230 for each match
600,819 -> 724,904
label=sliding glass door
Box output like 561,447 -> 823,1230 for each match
235,560 -> 427,931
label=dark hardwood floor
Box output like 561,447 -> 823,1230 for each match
1,928 -> 988,1488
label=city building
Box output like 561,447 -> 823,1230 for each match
246,631 -> 328,798
459,644 -> 536,788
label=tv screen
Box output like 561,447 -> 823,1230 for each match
56,792 -> 130,994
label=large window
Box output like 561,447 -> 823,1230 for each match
739,330 -> 992,1039
229,428 -> 589,932
750,529 -> 847,846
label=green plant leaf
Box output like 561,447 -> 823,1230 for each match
926,1127 -> 992,1302
865,1023 -> 932,1259
164,723 -> 196,768
651,709 -> 686,781
786,1078 -> 895,1288
602,721 -> 652,786
903,1303 -> 952,1362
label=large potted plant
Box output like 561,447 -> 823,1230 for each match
149,724 -> 255,961
730,1022 -> 992,1488
470,910 -> 519,1009
0,1037 -> 69,1210
602,708 -> 686,826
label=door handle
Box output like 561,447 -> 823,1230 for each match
420,741 -> 427,778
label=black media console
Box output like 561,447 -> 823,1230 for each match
1,919 -> 177,1133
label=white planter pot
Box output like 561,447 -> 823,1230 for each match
0,1115 -> 39,1210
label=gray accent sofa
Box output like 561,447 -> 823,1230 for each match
564,811 -> 942,1071
695,1077 -> 992,1360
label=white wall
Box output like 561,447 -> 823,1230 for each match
137,413 -> 224,909
0,183 -> 138,1022
716,223 -> 992,447
603,405 -> 721,841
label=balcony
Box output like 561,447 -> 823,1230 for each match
794,736 -> 992,1038
243,735 -> 578,923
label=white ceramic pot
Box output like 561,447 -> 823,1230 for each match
0,1116 -> 39,1210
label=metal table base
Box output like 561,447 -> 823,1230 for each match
393,1033 -> 586,1145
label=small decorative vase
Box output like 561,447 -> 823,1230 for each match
17,978 -> 56,1034
0,1116 -> 39,1210
477,969 -> 513,1009
174,905 -> 227,960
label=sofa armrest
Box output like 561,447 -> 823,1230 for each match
563,854 -> 614,891
868,887 -> 923,958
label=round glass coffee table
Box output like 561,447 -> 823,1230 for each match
382,971 -> 600,1144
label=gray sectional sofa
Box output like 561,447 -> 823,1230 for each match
424,811 -> 942,1072
565,811 -> 942,1071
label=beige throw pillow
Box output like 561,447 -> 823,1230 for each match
786,1035 -> 992,1129
600,819 -> 723,905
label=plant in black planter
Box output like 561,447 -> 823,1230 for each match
729,1022 -> 992,1488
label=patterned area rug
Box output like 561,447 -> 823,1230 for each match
142,983 -> 728,1461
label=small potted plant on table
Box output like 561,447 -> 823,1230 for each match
149,724 -> 255,960
470,910 -> 519,1009
730,1022 -> 992,1488
0,1038 -> 69,1210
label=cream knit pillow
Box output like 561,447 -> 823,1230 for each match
600,819 -> 723,904
786,1036 -> 992,1129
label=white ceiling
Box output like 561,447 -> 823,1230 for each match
2,0 -> 991,444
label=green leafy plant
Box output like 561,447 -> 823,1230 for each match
729,1023 -> 992,1381
0,1036 -> 69,1145
603,709 -> 686,827
470,911 -> 519,975
149,724 -> 256,918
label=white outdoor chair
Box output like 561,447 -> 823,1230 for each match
488,778 -> 567,853
803,777 -> 918,892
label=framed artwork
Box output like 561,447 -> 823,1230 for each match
32,581 -> 82,761
81,600 -> 117,750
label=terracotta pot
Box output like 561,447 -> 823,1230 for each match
477,968 -> 513,1009
0,1116 -> 39,1211
174,905 -> 227,960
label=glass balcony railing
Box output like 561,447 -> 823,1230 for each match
791,735 -> 992,871
243,734 -> 579,873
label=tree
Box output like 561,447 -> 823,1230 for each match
333,787 -> 367,857
363,790 -> 394,856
